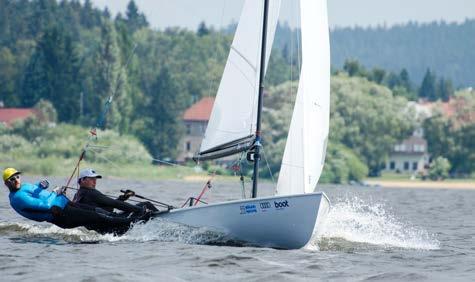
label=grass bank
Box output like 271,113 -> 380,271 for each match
366,172 -> 475,190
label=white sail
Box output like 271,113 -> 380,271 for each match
199,0 -> 281,154
276,0 -> 330,195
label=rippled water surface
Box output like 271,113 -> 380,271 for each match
1,177 -> 474,281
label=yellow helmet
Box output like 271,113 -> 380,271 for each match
3,168 -> 21,181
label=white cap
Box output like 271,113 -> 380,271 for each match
78,168 -> 102,180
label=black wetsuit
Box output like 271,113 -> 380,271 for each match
8,182 -> 140,234
51,202 -> 145,235
73,187 -> 144,214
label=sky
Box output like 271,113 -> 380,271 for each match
90,0 -> 475,30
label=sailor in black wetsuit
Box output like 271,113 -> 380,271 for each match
73,168 -> 156,216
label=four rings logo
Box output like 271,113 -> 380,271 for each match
274,200 -> 289,209
260,202 -> 271,209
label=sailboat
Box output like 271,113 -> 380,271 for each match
159,0 -> 331,249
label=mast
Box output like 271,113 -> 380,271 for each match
251,0 -> 270,198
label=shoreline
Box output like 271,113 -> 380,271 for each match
364,180 -> 475,190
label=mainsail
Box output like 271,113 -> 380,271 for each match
276,0 -> 330,195
195,0 -> 281,161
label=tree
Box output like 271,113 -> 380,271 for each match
92,21 -> 132,133
452,123 -> 475,174
423,111 -> 452,161
0,47 -> 18,106
320,143 -> 368,183
423,90 -> 475,175
419,69 -> 437,100
80,0 -> 96,28
331,74 -> 416,175
429,156 -> 451,180
34,99 -> 57,124
399,68 -> 412,92
370,68 -> 386,84
124,0 -> 148,33
197,21 -> 210,37
343,59 -> 366,77
437,77 -> 454,102
134,67 -> 186,159
20,26 -> 81,122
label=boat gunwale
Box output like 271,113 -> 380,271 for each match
168,191 -> 329,213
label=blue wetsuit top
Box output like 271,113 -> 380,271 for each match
9,182 -> 69,222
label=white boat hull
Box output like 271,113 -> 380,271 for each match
160,192 -> 330,249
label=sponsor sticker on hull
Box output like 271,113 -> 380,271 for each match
274,200 -> 289,210
259,201 -> 271,212
240,204 -> 257,215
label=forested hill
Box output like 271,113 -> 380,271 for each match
2,0 -> 474,181
329,20 -> 475,87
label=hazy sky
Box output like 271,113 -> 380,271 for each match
91,0 -> 475,30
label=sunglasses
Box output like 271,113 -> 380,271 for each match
7,175 -> 20,182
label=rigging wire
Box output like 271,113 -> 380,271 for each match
86,148 -> 124,171
87,144 -> 194,170
261,147 -> 275,184
64,43 -> 138,189
238,153 -> 247,198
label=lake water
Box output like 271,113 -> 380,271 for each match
1,177 -> 474,281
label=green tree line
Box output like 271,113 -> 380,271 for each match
1,0 -> 473,182
341,59 -> 455,102
328,20 -> 475,87
0,0 -> 294,160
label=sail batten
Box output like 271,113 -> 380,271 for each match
194,135 -> 254,161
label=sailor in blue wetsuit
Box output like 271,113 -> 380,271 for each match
4,167 -> 68,222
3,168 -> 147,234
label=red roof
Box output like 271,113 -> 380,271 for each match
0,108 -> 37,126
183,97 -> 215,121
423,98 -> 474,125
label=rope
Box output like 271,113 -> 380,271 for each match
149,157 -> 188,168
236,152 -> 247,198
261,147 -> 275,184
63,44 -> 138,189
87,149 -> 125,172
65,151 -> 85,187
86,143 -> 193,169
193,172 -> 215,206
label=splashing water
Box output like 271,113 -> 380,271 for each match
0,220 -> 242,246
0,222 -> 103,243
2,196 -> 440,250
108,219 -> 235,245
313,196 -> 440,250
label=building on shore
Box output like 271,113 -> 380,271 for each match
176,97 -> 237,166
383,127 -> 430,174
176,97 -> 212,163
0,107 -> 37,127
